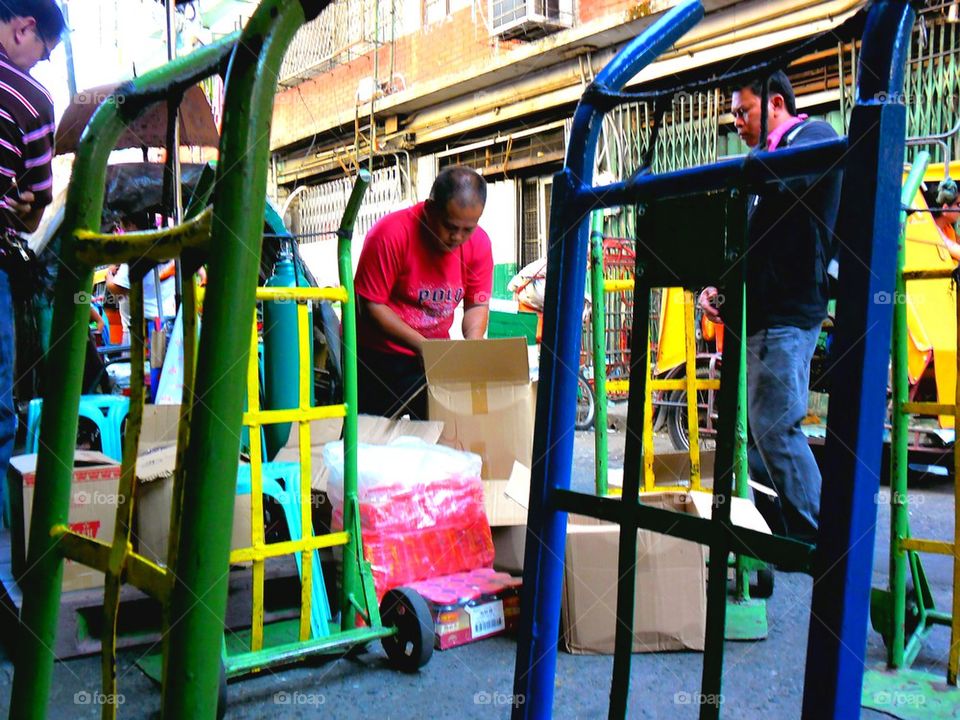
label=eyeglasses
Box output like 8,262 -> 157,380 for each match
29,28 -> 53,62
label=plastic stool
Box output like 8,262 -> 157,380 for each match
26,395 -> 129,461
236,461 -> 331,638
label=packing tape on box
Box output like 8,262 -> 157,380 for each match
470,381 -> 488,415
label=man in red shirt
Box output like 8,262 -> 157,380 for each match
354,166 -> 493,419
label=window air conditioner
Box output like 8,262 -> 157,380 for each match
490,0 -> 571,40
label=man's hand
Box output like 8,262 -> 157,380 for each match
7,189 -> 33,217
698,286 -> 723,324
6,189 -> 42,233
360,297 -> 427,355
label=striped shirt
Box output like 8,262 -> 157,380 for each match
0,44 -> 54,231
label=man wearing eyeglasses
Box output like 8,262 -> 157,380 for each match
0,1 -> 64,512
699,71 -> 841,545
354,166 -> 493,419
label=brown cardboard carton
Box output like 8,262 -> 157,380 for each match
422,338 -> 534,526
561,492 -> 708,654
8,451 -> 121,592
134,405 -> 250,566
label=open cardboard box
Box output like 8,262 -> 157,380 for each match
7,451 -> 121,592
422,338 -> 534,527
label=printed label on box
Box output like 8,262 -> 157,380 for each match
466,600 -> 505,639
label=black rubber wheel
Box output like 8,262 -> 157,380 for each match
666,366 -> 716,452
575,374 -> 595,431
752,567 -> 775,599
217,660 -> 227,720
380,587 -> 434,672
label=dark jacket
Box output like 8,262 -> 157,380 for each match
745,119 -> 842,335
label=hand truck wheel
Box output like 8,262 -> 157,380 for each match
751,567 -> 775,599
380,587 -> 434,672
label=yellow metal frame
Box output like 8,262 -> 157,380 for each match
894,264 -> 960,683
192,285 -> 354,652
602,280 -> 719,494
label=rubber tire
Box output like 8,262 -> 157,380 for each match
575,374 -> 595,431
666,366 -> 714,452
752,568 -> 775,599
380,587 -> 434,673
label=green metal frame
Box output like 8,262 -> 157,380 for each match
4,2 -> 399,718
864,149 -> 960,716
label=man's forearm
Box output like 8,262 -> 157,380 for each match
362,299 -> 427,354
462,304 -> 489,339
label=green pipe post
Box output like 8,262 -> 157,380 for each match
590,210 -> 609,495
888,150 -> 930,668
735,291 -> 750,598
337,169 -> 371,629
161,2 -> 327,717
9,35 -> 237,719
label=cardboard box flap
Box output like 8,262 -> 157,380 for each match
137,445 -> 180,483
504,461 -> 530,510
422,338 -> 529,384
687,490 -> 772,534
9,450 -> 118,479
357,415 -> 444,445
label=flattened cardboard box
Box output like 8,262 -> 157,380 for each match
561,492 -> 708,654
7,451 -> 121,593
422,338 -> 533,527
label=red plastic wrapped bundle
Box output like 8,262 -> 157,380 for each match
325,439 -> 494,598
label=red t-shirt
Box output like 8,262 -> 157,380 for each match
355,202 -> 493,356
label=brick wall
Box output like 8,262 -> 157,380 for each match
271,0 -> 644,151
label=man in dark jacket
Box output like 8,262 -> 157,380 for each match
699,71 -> 841,543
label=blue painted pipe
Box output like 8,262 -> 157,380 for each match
512,2 -> 706,717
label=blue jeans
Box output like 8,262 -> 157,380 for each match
747,324 -> 821,543
0,269 -> 16,524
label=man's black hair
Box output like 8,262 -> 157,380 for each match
0,1 -> 66,44
430,166 -> 487,209
745,70 -> 798,116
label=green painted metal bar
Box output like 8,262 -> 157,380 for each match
160,3 -> 327,717
337,168 -> 370,631
553,488 -> 814,571
223,626 -> 392,676
734,292 -> 751,601
8,31 -> 239,719
700,191 -> 748,720
888,151 -> 930,669
590,210 -> 609,496
609,280 -> 651,716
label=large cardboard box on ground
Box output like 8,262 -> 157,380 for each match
7,451 -> 121,592
422,338 -> 533,526
562,492 -> 709,654
135,405 -> 250,566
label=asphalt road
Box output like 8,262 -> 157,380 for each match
0,426 -> 955,719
